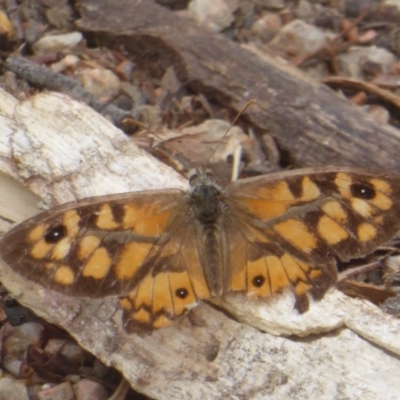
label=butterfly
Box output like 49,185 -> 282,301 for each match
0,166 -> 399,331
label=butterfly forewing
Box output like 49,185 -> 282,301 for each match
0,190 -> 188,297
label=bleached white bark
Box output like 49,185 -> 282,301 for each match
1,91 -> 400,399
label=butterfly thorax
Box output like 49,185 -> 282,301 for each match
189,169 -> 225,223
190,184 -> 222,223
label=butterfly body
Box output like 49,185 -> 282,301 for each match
188,169 -> 231,297
1,166 -> 400,331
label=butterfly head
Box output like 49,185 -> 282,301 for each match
188,166 -> 219,187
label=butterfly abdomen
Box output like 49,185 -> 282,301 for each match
202,223 -> 224,296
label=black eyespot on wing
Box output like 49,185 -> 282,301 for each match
44,224 -> 67,244
252,275 -> 265,288
350,182 -> 375,200
175,288 -> 189,299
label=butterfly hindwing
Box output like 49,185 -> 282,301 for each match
120,222 -> 212,330
222,203 -> 337,313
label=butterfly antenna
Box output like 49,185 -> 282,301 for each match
206,99 -> 257,168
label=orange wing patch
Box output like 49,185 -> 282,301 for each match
321,201 -> 347,222
78,236 -> 101,260
299,176 -> 321,201
357,223 -> 377,242
82,248 -> 111,279
273,219 -> 317,253
96,204 -> 120,230
54,265 -> 75,286
31,237 -> 53,259
122,204 -> 172,236
115,242 -> 153,280
317,215 -> 349,245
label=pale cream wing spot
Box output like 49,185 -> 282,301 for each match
357,223 -> 377,242
28,225 -> 48,242
273,219 -> 317,253
96,204 -> 120,229
300,176 -> 321,201
31,240 -> 54,259
321,201 -> 347,222
369,191 -> 392,210
78,236 -> 101,260
317,215 -> 349,245
82,247 -> 112,279
51,237 -> 72,260
351,198 -> 373,218
54,265 -> 75,285
63,210 -> 80,236
369,178 -> 392,194
334,172 -> 352,199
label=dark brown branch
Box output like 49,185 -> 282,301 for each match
5,55 -> 132,128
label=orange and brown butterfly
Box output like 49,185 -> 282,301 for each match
0,166 -> 399,331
